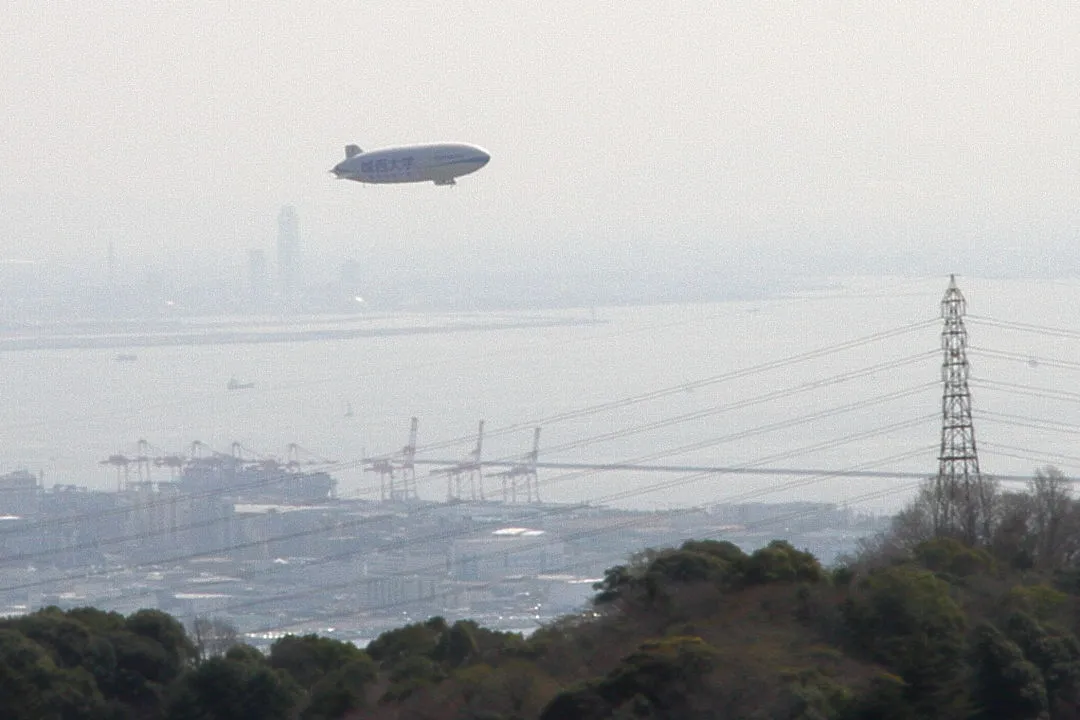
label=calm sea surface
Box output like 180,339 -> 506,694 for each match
3,275 -> 1079,512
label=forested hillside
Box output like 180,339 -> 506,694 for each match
4,468 -> 1080,719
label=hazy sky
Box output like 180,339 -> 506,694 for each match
1,1 -> 1078,281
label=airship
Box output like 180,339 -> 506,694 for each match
330,142 -> 491,186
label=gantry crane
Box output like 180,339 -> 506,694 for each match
491,427 -> 541,503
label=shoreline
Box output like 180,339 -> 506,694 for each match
0,317 -> 604,352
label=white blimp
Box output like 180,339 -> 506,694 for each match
330,142 -> 491,186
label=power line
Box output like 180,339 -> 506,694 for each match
970,378 -> 1080,406
0,402 -> 935,585
170,447 -> 935,602
14,289 -> 1075,633
533,351 -> 938,458
243,479 -> 923,636
0,316 -> 947,606
975,411 -> 1080,436
980,441 -> 1080,470
221,456 -> 924,623
968,315 -> 1080,342
979,446 -> 1080,475
970,346 -> 1080,372
0,341 -> 939,538
0,305 -> 954,573
0,412 -> 938,595
449,318 -> 937,453
5,332 -> 1065,603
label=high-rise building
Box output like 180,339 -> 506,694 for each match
277,206 -> 299,311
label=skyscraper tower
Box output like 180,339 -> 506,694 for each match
935,274 -> 983,542
277,206 -> 299,311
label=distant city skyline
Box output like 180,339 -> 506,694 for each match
3,233 -> 1079,324
276,205 -> 300,311
1,2 -> 1078,285
0,247 -> 807,321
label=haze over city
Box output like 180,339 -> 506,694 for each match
4,5 -> 1080,714
2,1 -> 1078,295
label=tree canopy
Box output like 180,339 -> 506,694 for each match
8,467 -> 1080,718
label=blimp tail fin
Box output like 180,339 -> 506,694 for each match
345,144 -> 362,159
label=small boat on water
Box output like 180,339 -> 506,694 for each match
227,377 -> 255,391
114,354 -> 138,363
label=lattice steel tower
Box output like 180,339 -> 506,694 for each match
936,274 -> 982,537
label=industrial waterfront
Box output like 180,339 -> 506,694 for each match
3,275 -> 1080,647
7,275 -> 1078,511
0,455 -> 885,649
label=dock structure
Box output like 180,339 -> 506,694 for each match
99,440 -> 337,504
431,420 -> 486,502
490,427 -> 542,503
364,417 -> 419,503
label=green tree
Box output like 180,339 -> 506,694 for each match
1004,612 -> 1080,717
915,537 -> 997,578
970,623 -> 1048,720
646,549 -> 730,586
778,668 -> 853,720
367,618 -> 444,664
0,628 -> 107,720
302,657 -> 378,720
5,608 -> 97,669
0,629 -> 57,719
744,540 -> 823,585
65,607 -> 127,635
1004,585 -> 1069,623
268,633 -> 368,691
124,609 -> 195,681
434,621 -> 480,668
539,636 -> 719,720
678,539 -> 746,564
382,655 -> 446,701
593,563 -> 635,604
2,607 -> 126,713
843,565 -> 969,719
225,644 -> 266,664
847,673 -> 919,720
106,629 -> 174,708
164,655 -> 299,720
594,541 -> 748,607
458,659 -> 561,719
